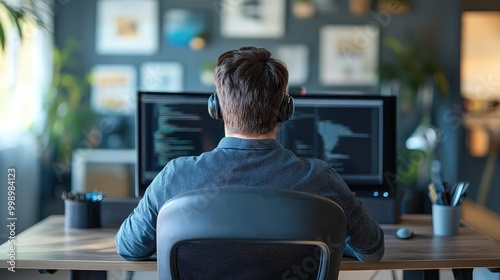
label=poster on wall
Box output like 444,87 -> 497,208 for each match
96,0 -> 158,55
276,45 -> 309,86
91,65 -> 137,115
319,25 -> 379,86
164,9 -> 207,49
220,0 -> 285,38
140,62 -> 184,92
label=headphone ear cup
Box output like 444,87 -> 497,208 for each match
208,93 -> 223,121
278,94 -> 294,122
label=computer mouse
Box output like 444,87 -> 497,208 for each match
396,227 -> 414,239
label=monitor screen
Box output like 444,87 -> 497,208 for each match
277,95 -> 397,197
136,92 -> 396,198
136,92 -> 224,197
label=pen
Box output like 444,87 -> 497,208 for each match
452,182 -> 468,207
451,182 -> 464,207
428,192 -> 435,204
441,192 -> 449,206
428,181 -> 469,206
428,183 -> 438,204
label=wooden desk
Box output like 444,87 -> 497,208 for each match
343,215 -> 500,271
1,215 -> 499,278
0,216 -> 155,272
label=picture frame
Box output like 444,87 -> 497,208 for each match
90,65 -> 137,115
164,9 -> 207,48
319,25 -> 379,86
219,0 -> 285,38
140,62 -> 184,92
276,45 -> 309,86
96,0 -> 159,55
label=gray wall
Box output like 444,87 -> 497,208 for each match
54,0 -> 461,94
50,0 -> 469,212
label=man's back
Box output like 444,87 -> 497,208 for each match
116,137 -> 384,262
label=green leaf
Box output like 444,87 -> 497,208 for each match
3,4 -> 24,39
0,18 -> 5,52
434,70 -> 448,97
12,12 -> 23,39
382,37 -> 406,57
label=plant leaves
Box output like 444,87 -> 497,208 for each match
434,70 -> 448,97
12,11 -> 23,39
381,36 -> 448,97
0,18 -> 5,52
3,4 -> 24,39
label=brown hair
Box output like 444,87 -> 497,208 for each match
214,46 -> 288,136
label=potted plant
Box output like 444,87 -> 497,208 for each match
379,36 -> 449,213
33,39 -> 95,182
379,36 -> 448,108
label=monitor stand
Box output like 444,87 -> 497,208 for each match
357,190 -> 404,224
100,197 -> 140,227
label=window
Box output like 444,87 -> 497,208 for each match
0,1 -> 53,135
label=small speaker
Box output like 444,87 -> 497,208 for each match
358,191 -> 404,224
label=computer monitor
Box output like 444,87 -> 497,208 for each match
136,92 -> 396,198
136,91 -> 224,197
277,94 -> 397,197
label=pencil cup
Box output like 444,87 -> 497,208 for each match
64,199 -> 101,229
432,204 -> 461,236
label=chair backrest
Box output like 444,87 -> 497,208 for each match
156,187 -> 346,280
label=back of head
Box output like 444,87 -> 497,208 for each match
214,46 -> 289,136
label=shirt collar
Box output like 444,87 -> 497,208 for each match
217,137 -> 284,150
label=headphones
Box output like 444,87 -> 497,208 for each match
208,93 -> 294,122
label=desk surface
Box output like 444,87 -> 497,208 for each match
1,215 -> 500,272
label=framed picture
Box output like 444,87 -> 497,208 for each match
378,0 -> 410,14
220,0 -> 285,38
276,45 -> 309,86
319,25 -> 379,86
164,9 -> 207,48
96,0 -> 159,55
140,62 -> 184,92
90,65 -> 137,115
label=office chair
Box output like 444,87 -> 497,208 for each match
156,187 -> 346,280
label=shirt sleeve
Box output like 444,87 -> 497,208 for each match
325,168 -> 385,262
115,170 -> 167,261
342,198 -> 385,262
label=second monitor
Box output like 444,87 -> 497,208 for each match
278,94 -> 396,197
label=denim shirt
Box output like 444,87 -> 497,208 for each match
116,137 -> 384,262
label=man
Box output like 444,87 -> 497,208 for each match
116,46 -> 384,262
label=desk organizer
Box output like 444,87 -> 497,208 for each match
64,199 -> 101,229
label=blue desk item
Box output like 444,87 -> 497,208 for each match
396,227 -> 414,239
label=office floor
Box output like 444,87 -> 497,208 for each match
0,269 -> 482,280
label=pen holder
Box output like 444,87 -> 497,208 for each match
64,199 -> 101,229
432,204 -> 461,236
